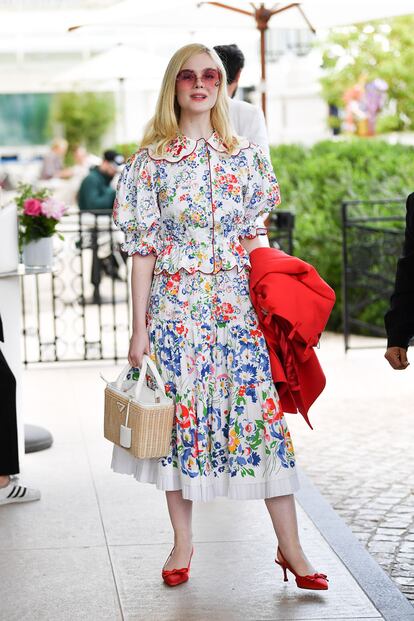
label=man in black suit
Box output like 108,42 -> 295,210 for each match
384,193 -> 414,369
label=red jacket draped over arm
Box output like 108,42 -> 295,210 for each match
249,247 -> 336,428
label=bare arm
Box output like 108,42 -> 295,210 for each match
240,233 -> 270,254
128,253 -> 156,367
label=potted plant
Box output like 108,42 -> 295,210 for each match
16,184 -> 66,268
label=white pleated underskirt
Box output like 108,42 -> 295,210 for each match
111,445 -> 300,503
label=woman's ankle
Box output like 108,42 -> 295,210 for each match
277,539 -> 303,558
0,475 -> 10,488
173,532 -> 193,547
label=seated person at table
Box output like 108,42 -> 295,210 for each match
39,138 -> 73,181
77,149 -> 126,301
77,149 -> 124,212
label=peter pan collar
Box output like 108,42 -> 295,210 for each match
147,130 -> 249,162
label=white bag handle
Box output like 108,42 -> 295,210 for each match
134,355 -> 167,399
114,355 -> 167,398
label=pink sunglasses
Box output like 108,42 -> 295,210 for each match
176,68 -> 221,89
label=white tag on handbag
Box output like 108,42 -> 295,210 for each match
120,425 -> 132,448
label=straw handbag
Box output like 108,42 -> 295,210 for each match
103,355 -> 175,459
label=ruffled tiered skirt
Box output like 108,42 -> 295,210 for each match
111,267 -> 299,501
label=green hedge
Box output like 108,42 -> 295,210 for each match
269,139 -> 414,330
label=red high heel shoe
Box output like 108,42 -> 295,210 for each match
162,547 -> 194,587
275,547 -> 329,590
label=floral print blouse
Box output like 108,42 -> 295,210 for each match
113,131 -> 280,275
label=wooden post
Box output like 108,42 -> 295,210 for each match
259,20 -> 267,118
255,4 -> 272,119
202,2 -> 315,120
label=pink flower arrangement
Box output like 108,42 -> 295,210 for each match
23,198 -> 43,216
39,198 -> 66,220
16,183 -> 67,246
23,197 -> 66,220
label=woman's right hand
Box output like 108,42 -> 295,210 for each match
128,330 -> 150,368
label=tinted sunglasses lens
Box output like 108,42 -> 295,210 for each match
176,69 -> 220,88
176,70 -> 195,86
202,69 -> 220,86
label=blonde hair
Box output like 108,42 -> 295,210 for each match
140,43 -> 239,156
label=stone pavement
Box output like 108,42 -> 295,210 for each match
0,335 -> 414,621
288,333 -> 414,605
1,357 -> 409,620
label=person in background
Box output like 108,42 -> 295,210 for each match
72,145 -> 101,177
39,138 -> 73,181
214,43 -> 271,235
59,145 -> 101,208
214,43 -> 269,156
78,149 -> 126,303
78,149 -> 124,212
0,314 -> 40,506
384,192 -> 414,369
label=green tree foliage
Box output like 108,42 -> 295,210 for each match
52,91 -> 116,152
270,139 -> 414,329
320,16 -> 414,131
114,142 -> 139,160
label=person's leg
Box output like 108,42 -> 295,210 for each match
90,226 -> 101,303
163,490 -> 193,571
265,494 -> 316,576
0,348 -> 19,479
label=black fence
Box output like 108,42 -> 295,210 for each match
21,210 -> 130,364
268,210 -> 295,255
21,209 -> 295,364
341,199 -> 406,351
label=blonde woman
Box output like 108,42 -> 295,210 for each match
112,43 -> 328,590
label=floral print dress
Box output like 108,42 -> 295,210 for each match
111,131 -> 299,501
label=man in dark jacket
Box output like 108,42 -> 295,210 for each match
384,193 -> 414,369
78,149 -> 125,302
78,149 -> 124,211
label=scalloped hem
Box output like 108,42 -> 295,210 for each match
153,262 -> 250,276
111,446 -> 299,502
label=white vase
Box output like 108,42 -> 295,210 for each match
22,237 -> 54,268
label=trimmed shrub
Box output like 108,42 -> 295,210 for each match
270,139 -> 414,329
52,92 -> 116,153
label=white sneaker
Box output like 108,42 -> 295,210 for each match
0,477 -> 41,506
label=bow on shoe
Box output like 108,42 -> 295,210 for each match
162,567 -> 189,576
306,573 -> 329,580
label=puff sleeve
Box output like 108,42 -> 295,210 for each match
240,145 -> 281,239
113,149 -> 161,256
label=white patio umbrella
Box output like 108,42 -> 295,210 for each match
54,43 -> 166,85
67,0 -> 414,32
66,0 -> 414,116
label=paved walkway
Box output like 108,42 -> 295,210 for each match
0,335 -> 413,620
288,333 -> 414,605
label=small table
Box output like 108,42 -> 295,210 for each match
0,264 -> 54,453
0,264 -> 53,277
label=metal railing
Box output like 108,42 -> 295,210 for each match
341,199 -> 406,351
21,208 -> 295,364
268,210 -> 295,255
21,209 -> 130,364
